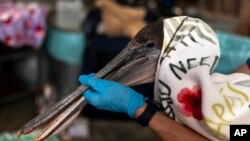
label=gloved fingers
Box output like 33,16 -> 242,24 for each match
79,74 -> 99,90
83,89 -> 100,105
79,74 -> 111,91
88,73 -> 95,77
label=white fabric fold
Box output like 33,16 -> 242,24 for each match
154,16 -> 250,140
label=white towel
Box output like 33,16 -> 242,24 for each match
154,16 -> 250,140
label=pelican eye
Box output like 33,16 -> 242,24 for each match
146,41 -> 155,48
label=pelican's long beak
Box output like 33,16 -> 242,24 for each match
18,40 -> 161,140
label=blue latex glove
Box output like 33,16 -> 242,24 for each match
79,74 -> 145,118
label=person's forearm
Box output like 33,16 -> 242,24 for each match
135,103 -> 210,141
235,64 -> 250,75
235,58 -> 250,75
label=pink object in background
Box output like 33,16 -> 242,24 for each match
0,2 -> 47,49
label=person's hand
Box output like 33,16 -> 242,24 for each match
95,0 -> 145,22
95,0 -> 146,38
79,74 -> 145,118
235,58 -> 250,75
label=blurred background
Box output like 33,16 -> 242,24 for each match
0,0 -> 250,141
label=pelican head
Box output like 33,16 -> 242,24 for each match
18,20 -> 164,140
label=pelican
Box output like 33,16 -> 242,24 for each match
18,16 -> 250,141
